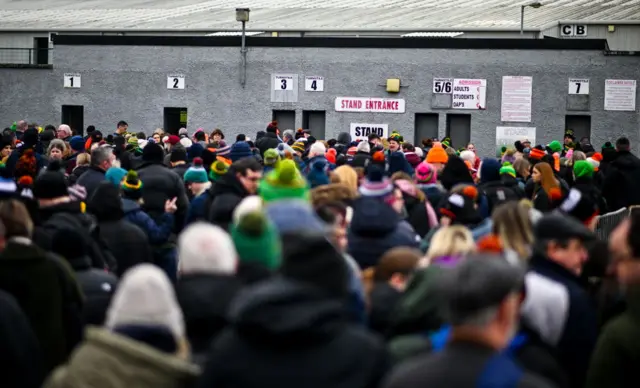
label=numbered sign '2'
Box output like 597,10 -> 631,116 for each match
64,73 -> 81,88
167,75 -> 186,90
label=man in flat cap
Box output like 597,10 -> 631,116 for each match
529,213 -> 597,388
383,256 -> 554,388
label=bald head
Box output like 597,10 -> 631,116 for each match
16,120 -> 27,132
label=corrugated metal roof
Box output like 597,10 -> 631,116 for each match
206,31 -> 265,36
0,0 -> 639,31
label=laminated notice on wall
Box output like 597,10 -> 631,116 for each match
350,123 -> 388,141
604,79 -> 636,111
501,76 -> 533,122
452,79 -> 486,110
496,126 -> 536,154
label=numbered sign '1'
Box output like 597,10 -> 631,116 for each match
305,76 -> 324,92
568,79 -> 589,95
167,75 -> 186,90
433,78 -> 453,94
63,73 -> 81,88
274,75 -> 294,91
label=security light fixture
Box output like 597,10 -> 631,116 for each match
520,2 -> 543,35
236,8 -> 250,22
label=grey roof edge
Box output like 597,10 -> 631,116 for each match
0,27 -> 544,33
540,20 -> 640,30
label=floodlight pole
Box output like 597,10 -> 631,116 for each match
241,20 -> 247,88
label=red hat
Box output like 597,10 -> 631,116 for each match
347,146 -> 357,156
529,147 -> 546,160
592,152 -> 603,162
165,135 -> 180,145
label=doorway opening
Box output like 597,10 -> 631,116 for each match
272,110 -> 296,132
302,110 -> 326,139
565,115 -> 591,145
34,37 -> 49,65
414,113 -> 439,145
61,105 -> 84,136
164,107 -> 187,135
446,114 -> 471,150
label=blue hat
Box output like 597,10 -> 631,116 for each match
230,141 -> 253,162
69,136 -> 85,152
265,200 -> 325,235
188,143 -> 204,161
105,167 -> 127,187
183,157 -> 209,184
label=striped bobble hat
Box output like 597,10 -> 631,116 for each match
209,160 -> 229,182
292,141 -> 305,154
121,170 -> 143,200
359,165 -> 394,198
499,162 -> 516,178
184,157 -> 209,184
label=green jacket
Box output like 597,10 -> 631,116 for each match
45,328 -> 200,388
586,288 -> 640,388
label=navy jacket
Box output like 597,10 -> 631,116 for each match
121,198 -> 174,245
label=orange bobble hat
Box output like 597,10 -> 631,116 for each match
325,148 -> 337,164
426,144 -> 449,164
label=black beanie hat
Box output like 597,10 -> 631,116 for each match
557,188 -> 599,225
22,127 -> 39,147
280,232 -> 349,300
52,228 -> 88,260
33,160 -> 68,199
142,142 -> 164,162
170,148 -> 187,163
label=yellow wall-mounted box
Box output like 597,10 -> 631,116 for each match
386,78 -> 400,93
608,25 -> 615,33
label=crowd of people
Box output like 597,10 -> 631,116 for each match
1,119 -> 640,388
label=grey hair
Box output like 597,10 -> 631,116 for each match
91,146 -> 113,166
448,305 -> 499,327
282,129 -> 295,140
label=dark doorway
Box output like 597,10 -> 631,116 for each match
164,107 -> 187,135
61,105 -> 84,136
565,115 -> 591,144
34,37 -> 49,65
302,110 -> 326,139
414,113 -> 439,145
446,114 -> 471,150
272,110 -> 295,133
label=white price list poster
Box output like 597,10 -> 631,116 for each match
604,80 -> 636,111
452,79 -> 487,110
501,76 -> 533,122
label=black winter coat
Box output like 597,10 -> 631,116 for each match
175,274 -> 243,365
478,180 -> 522,216
255,132 -> 281,157
88,182 -> 154,277
350,151 -> 372,169
602,151 -> 640,211
66,255 -> 118,326
136,161 -> 189,233
0,241 -> 83,373
0,289 -> 45,388
207,173 -> 250,230
198,278 -> 388,388
75,166 -> 107,199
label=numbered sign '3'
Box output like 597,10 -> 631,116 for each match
167,75 -> 186,90
274,75 -> 294,91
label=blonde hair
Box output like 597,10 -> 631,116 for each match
426,225 -> 475,262
75,153 -> 91,166
492,201 -> 534,261
332,165 -> 359,197
0,200 -> 33,238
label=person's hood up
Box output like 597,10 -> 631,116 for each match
88,181 -> 124,222
350,196 -> 400,236
228,277 -> 346,347
337,132 -> 351,145
439,156 -> 474,190
387,265 -> 448,337
388,152 -> 414,176
404,152 -> 422,168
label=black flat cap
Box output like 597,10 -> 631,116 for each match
534,212 -> 595,242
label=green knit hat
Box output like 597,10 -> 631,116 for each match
388,130 -> 403,143
230,211 -> 281,270
183,157 -> 208,183
499,162 -> 516,178
573,160 -> 594,179
121,170 -> 143,200
548,140 -> 563,154
264,148 -> 279,166
209,160 -> 229,182
259,159 -> 310,203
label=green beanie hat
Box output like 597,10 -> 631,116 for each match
121,170 -> 143,200
259,159 -> 310,203
388,130 -> 403,143
573,160 -> 594,179
499,162 -> 516,178
548,140 -> 563,154
230,211 -> 281,270
263,148 -> 279,166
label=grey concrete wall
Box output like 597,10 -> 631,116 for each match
0,44 -> 639,157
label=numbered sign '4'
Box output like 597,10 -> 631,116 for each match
167,75 -> 186,90
569,78 -> 589,95
305,76 -> 324,92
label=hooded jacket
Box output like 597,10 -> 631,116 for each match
348,197 -> 420,269
207,172 -> 250,230
88,182 -> 153,277
76,166 -> 107,199
198,278 -> 388,388
122,198 -> 174,245
602,150 -> 640,211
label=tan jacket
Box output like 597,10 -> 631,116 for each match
45,327 -> 200,388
